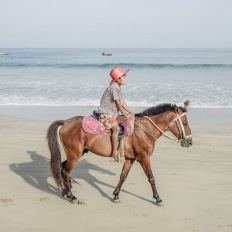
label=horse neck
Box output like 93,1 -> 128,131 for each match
148,111 -> 176,135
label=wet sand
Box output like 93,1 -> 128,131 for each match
0,106 -> 232,232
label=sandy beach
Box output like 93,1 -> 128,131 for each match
0,106 -> 232,232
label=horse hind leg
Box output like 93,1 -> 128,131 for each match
61,152 -> 82,203
62,160 -> 72,189
61,161 -> 76,201
61,149 -> 88,192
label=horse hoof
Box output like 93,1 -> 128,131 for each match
68,195 -> 77,203
61,189 -> 68,197
113,198 -> 121,203
113,196 -> 120,203
155,198 -> 163,205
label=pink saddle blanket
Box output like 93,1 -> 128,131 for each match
82,115 -> 134,136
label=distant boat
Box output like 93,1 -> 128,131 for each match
102,52 -> 112,56
0,52 -> 9,55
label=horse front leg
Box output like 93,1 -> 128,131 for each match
113,159 -> 135,202
148,173 -> 162,204
139,158 -> 162,204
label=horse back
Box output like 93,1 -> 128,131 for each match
59,116 -> 135,159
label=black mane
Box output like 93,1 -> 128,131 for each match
135,103 -> 187,117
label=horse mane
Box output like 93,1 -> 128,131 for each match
135,103 -> 187,117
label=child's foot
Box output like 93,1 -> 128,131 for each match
119,157 -> 125,163
110,152 -> 118,162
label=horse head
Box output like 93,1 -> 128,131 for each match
168,100 -> 193,147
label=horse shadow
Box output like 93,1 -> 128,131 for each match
9,151 -> 154,203
9,151 -> 116,200
9,151 -> 60,197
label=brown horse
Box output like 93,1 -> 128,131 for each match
47,101 -> 192,204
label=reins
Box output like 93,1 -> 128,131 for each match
134,120 -> 157,140
144,116 -> 179,142
134,112 -> 191,143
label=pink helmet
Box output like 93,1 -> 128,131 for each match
110,66 -> 130,83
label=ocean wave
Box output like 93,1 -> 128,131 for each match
1,62 -> 232,69
1,98 -> 232,108
1,103 -> 232,108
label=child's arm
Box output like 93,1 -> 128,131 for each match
121,100 -> 134,115
115,100 -> 134,120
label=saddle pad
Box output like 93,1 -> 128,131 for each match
82,115 -> 110,135
82,115 -> 134,136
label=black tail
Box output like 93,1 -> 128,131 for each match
47,120 -> 64,189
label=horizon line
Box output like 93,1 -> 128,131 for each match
1,47 -> 232,50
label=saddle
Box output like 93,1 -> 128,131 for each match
82,111 -> 134,137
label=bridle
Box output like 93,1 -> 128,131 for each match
167,112 -> 192,142
134,112 -> 192,143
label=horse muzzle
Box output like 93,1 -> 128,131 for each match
180,137 -> 193,147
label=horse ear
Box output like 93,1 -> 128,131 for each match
174,107 -> 179,114
184,100 -> 190,107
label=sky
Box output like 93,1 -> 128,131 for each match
0,0 -> 232,48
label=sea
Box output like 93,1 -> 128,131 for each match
0,48 -> 232,108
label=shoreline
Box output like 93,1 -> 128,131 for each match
0,105 -> 232,124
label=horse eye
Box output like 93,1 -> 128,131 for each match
182,120 -> 188,126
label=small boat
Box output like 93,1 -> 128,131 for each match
102,52 -> 112,56
0,52 -> 9,55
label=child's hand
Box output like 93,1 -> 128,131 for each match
126,113 -> 134,120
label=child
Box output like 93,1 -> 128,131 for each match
98,66 -> 134,162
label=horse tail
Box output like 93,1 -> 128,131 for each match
47,120 -> 64,189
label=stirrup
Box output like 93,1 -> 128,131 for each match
93,110 -> 101,120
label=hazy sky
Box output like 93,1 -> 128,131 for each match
1,0 -> 232,48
